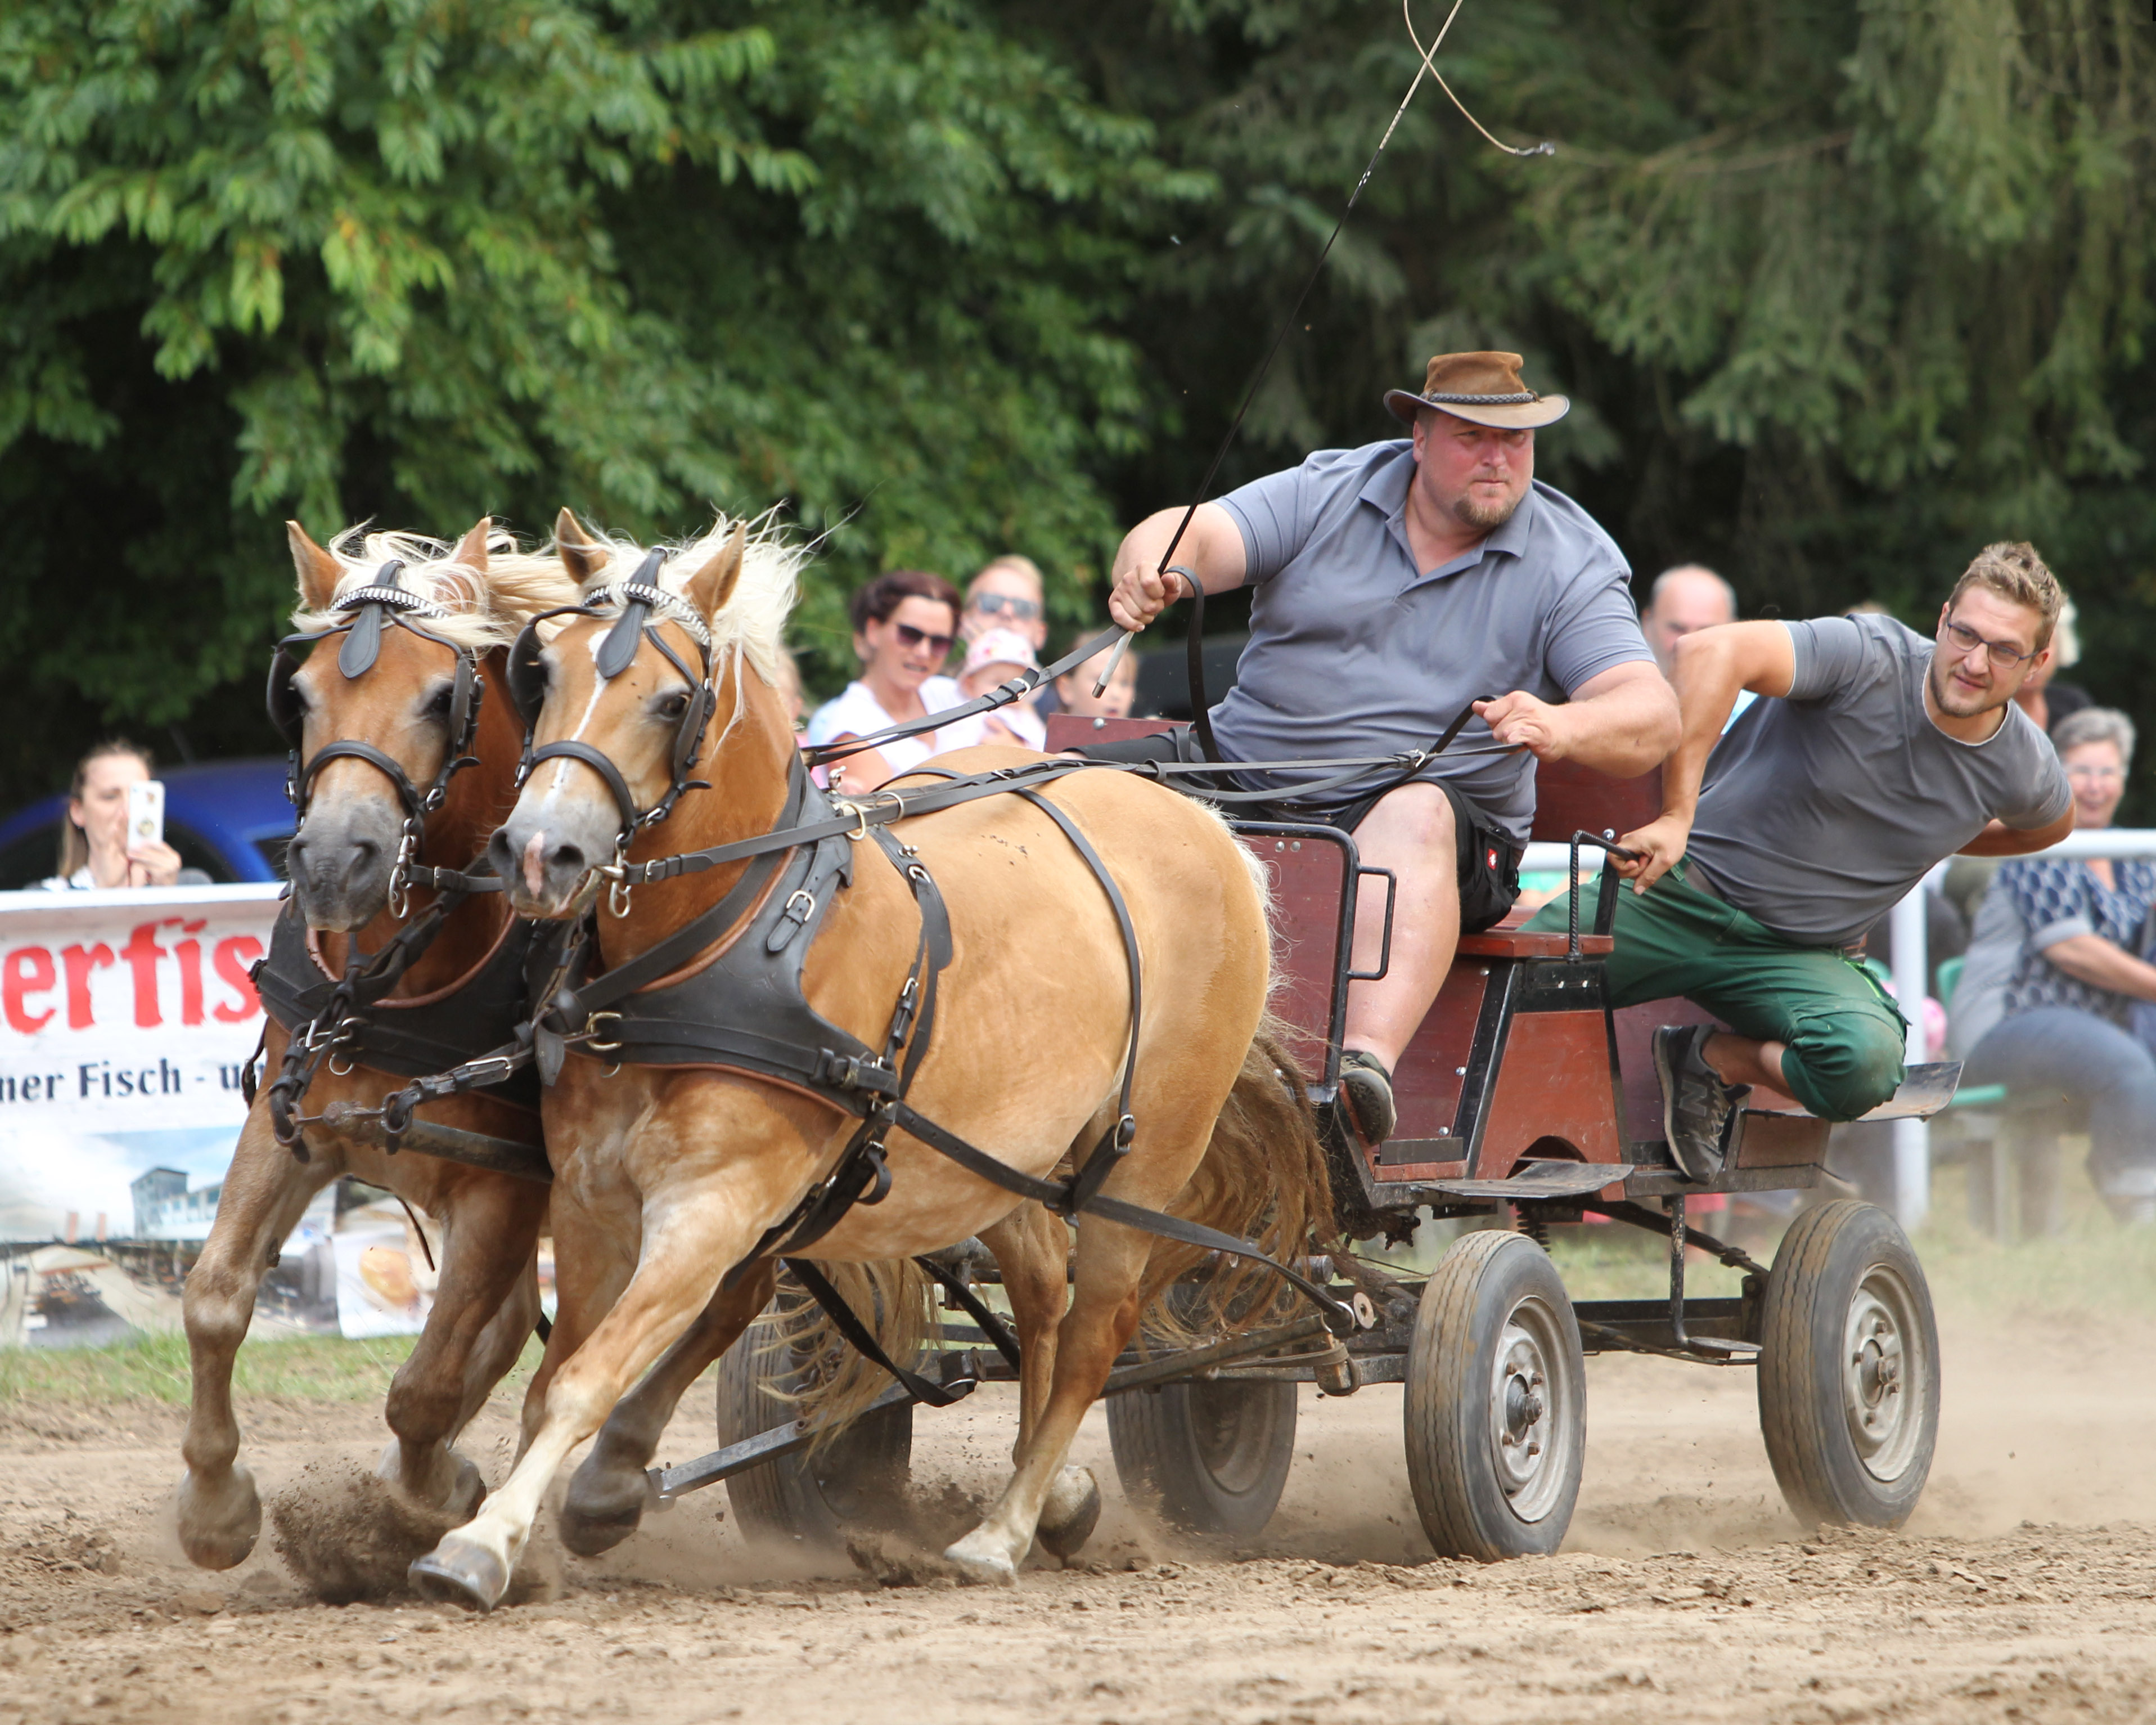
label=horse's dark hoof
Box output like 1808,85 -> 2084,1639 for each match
408,1536 -> 509,1612
558,1457 -> 652,1558
1035,1466 -> 1102,1560
174,1464 -> 262,1571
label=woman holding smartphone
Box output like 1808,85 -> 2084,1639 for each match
39,740 -> 187,890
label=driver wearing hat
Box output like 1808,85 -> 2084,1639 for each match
1098,352 -> 1678,1147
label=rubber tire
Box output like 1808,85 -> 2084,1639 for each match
715,1330 -> 913,1557
1757,1200 -> 1939,1530
1106,1379 -> 1298,1542
1403,1230 -> 1586,1562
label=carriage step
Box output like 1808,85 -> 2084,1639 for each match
1428,1159 -> 1633,1202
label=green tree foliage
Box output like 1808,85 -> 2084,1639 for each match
0,0 -> 1198,800
3,0 -> 2153,813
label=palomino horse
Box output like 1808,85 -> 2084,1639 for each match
175,522 -> 578,1573
405,512 -> 1328,1606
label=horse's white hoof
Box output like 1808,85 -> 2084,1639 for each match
409,1533 -> 510,1612
942,1529 -> 1019,1586
1036,1466 -> 1102,1560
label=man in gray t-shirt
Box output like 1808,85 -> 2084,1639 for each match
1546,542 -> 2074,1176
1100,351 -> 1678,1147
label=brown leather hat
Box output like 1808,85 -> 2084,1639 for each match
1383,351 -> 1570,430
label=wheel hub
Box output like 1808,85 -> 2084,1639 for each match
1842,1266 -> 1923,1482
1489,1306 -> 1565,1513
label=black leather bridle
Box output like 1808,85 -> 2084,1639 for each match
506,550 -> 718,907
267,557 -> 489,913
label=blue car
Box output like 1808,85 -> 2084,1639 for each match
0,757 -> 294,890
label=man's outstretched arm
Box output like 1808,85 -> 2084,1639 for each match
1106,503 -> 1249,633
1475,661 -> 1680,780
1613,621 -> 1797,890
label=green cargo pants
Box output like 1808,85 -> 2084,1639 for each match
1522,860 -> 1907,1122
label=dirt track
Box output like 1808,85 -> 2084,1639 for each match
3,1311 -> 2152,1724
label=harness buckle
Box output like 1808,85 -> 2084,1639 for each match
784,888 -> 816,926
584,1011 -> 624,1057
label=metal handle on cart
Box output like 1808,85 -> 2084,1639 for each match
1346,865 -> 1398,982
1566,830 -> 1639,960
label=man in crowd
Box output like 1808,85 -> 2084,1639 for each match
1101,351 -> 1678,1144
1640,564 -> 1737,675
1544,543 -> 2076,1175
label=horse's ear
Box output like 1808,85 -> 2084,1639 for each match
683,524 -> 748,622
555,507 -> 609,587
449,518 -> 492,572
287,522 -> 341,611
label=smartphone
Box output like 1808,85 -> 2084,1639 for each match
125,780 -> 165,853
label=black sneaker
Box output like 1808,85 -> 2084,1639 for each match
1653,1025 -> 1748,1182
1338,1050 -> 1396,1147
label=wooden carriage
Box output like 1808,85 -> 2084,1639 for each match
694,718 -> 1951,1564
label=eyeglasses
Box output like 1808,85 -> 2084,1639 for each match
2067,763 -> 2125,783
968,592 -> 1041,622
891,622 -> 955,655
1940,617 -> 2037,670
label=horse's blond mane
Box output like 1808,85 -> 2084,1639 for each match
289,527 -> 581,648
549,510 -> 802,691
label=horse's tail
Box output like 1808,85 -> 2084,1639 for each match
751,1259 -> 934,1450
1135,1013 -> 1336,1348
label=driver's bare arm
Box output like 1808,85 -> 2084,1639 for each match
1475,661 -> 1677,780
1959,808 -> 2073,857
1614,621 -> 1797,889
1107,503 -> 1250,633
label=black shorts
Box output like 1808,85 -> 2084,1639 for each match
1075,731 -> 1521,934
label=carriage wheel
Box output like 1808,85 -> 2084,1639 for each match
715,1323 -> 913,1556
1403,1230 -> 1585,1561
1757,1200 -> 1938,1530
1106,1379 -> 1298,1541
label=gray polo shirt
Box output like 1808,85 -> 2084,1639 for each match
1211,440 -> 1653,843
1686,614 -> 2072,947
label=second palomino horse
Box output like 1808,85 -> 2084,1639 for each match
176,523 -> 576,1578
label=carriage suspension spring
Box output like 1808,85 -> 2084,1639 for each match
1515,1206 -> 1551,1248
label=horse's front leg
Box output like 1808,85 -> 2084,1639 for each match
408,1168 -> 779,1611
978,1206 -> 1098,1559
177,1106 -> 335,1568
375,1169 -> 551,1517
557,1260 -> 778,1556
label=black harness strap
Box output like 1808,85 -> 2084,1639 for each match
915,1256 -> 1023,1373
779,1258 -> 971,1408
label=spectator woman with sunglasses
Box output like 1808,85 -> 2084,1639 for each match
805,569 -> 967,790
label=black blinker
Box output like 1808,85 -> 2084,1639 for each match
507,622 -> 548,729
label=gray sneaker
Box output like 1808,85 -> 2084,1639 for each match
1338,1050 -> 1396,1147
1653,1025 -> 1749,1182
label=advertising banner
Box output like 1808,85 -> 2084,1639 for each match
0,881 -> 442,1346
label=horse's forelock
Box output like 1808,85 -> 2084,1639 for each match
287,525 -> 577,648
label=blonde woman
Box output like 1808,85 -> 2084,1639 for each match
39,740 -> 191,890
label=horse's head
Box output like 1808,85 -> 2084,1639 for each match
491,508 -> 796,919
276,519 -> 569,932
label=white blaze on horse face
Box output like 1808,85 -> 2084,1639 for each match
534,625 -> 625,812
